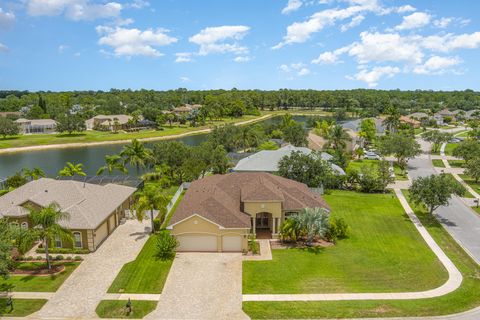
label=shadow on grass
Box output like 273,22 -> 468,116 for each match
55,133 -> 87,138
298,246 -> 326,255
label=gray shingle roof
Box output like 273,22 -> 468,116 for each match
0,178 -> 136,229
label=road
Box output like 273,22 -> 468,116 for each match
407,139 -> 480,265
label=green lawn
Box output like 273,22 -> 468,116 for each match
243,191 -> 447,294
0,298 -> 47,317
162,191 -> 185,228
96,300 -> 157,319
459,174 -> 480,194
347,159 -> 379,171
472,206 -> 480,215
107,236 -> 173,294
0,262 -> 80,292
432,159 -> 445,167
449,160 -> 465,168
243,191 -> 480,319
393,163 -> 408,180
443,143 -> 457,156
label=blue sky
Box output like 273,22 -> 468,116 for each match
0,0 -> 479,91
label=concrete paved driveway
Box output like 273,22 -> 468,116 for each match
146,253 -> 248,320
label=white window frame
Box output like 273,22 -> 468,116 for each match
54,235 -> 62,248
73,232 -> 83,248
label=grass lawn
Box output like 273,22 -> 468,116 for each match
459,174 -> 480,194
107,236 -> 173,294
0,299 -> 47,317
347,159 -> 379,172
443,143 -> 457,156
243,191 -> 480,319
96,300 -> 157,319
243,190 -> 447,294
449,160 -> 466,168
472,206 -> 480,215
393,163 -> 408,180
432,159 -> 445,167
0,262 -> 80,292
162,191 -> 185,228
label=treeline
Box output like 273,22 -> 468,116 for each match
1,89 -> 479,120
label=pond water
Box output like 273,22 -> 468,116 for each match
0,115 -> 313,177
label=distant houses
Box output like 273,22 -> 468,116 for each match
15,118 -> 57,134
85,114 -> 135,131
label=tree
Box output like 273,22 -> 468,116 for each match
297,207 -> 330,246
120,139 -> 154,174
0,219 -> 15,279
58,162 -> 87,177
97,154 -> 128,175
423,130 -> 453,153
377,134 -> 421,170
5,171 -> 28,189
465,157 -> 480,183
0,117 -> 19,138
22,167 -> 46,181
155,231 -> 178,260
112,117 -> 120,133
278,151 -> 334,188
358,118 -> 376,145
282,122 -> 307,147
327,125 -> 351,150
155,114 -> 166,129
29,202 -> 72,269
258,140 -> 279,150
409,174 -> 465,214
452,140 -> 480,162
134,185 -> 170,233
56,114 -> 86,135
383,106 -> 400,134
165,113 -> 176,127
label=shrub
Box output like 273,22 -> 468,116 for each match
36,248 -> 90,254
55,255 -> 64,261
26,256 -> 34,261
325,217 -> 349,242
155,231 -> 178,260
153,219 -> 161,232
65,256 -> 72,261
36,256 -> 43,261
248,236 -> 260,255
74,256 -> 83,261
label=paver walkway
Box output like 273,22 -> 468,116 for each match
145,253 -> 248,320
243,189 -> 462,302
31,220 -> 150,319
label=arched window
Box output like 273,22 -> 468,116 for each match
54,235 -> 62,248
73,232 -> 83,248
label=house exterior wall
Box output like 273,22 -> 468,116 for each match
171,215 -> 249,252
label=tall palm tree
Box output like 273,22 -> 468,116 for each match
58,162 -> 87,177
120,139 -> 154,174
134,186 -> 170,233
383,107 -> 400,134
29,203 -> 72,269
328,125 -> 351,150
281,114 -> 295,129
96,154 -> 128,175
23,167 -> 46,181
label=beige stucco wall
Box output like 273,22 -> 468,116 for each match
171,215 -> 249,252
243,201 -> 282,218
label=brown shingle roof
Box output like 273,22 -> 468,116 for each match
169,172 -> 330,229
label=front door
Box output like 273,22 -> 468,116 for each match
256,212 -> 270,229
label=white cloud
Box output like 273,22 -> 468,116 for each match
396,5 -> 416,13
0,42 -> 8,53
0,8 -> 15,29
413,56 -> 461,74
234,56 -> 251,62
189,25 -> 250,56
395,12 -> 431,30
73,51 -> 81,57
312,51 -> 338,64
175,52 -> 193,63
280,62 -> 310,76
341,14 -> 365,32
348,66 -> 400,87
433,17 -> 452,29
128,0 -> 149,9
282,0 -> 302,14
26,0 -> 122,21
58,44 -> 69,53
180,76 -> 190,82
96,26 -> 177,57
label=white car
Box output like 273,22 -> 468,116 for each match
364,152 -> 380,160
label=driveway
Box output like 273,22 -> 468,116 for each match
32,220 -> 151,319
146,253 -> 248,320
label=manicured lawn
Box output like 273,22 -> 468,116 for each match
347,159 -> 379,171
472,206 -> 480,215
459,174 -> 480,194
0,262 -> 80,292
443,143 -> 457,156
107,236 -> 173,294
243,191 -> 480,319
96,300 -> 157,319
162,191 -> 185,228
449,160 -> 465,168
0,298 -> 47,317
243,191 -> 447,294
432,159 -> 445,167
393,163 -> 408,180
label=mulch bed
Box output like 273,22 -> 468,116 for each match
11,264 -> 66,276
270,239 -> 334,249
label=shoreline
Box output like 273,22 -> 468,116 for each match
0,113 -> 275,154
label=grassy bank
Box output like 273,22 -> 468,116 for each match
0,299 -> 47,317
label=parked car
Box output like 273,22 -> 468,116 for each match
364,151 -> 380,160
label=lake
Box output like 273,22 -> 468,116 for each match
0,115 -> 313,177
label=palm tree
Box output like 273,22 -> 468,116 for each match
96,154 -> 128,175
298,207 -> 330,246
22,167 -> 46,181
328,125 -> 351,150
134,186 -> 170,233
120,139 -> 154,174
281,114 -> 295,129
29,203 -> 72,269
113,117 -> 120,133
383,107 -> 400,134
58,162 -> 87,177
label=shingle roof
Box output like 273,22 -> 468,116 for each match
169,172 -> 330,229
0,178 -> 137,229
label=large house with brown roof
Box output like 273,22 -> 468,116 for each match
167,172 -> 329,252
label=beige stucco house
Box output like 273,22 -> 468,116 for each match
0,178 -> 137,252
167,172 -> 329,252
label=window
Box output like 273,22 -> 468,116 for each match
21,222 -> 28,229
73,232 -> 82,248
284,211 -> 298,218
54,235 -> 62,248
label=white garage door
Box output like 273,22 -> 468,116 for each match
94,221 -> 109,247
222,235 -> 242,252
177,235 -> 218,252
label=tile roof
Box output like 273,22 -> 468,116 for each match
0,178 -> 137,229
169,172 -> 330,229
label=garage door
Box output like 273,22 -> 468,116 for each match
94,221 -> 109,247
177,235 -> 218,252
222,235 -> 242,252
109,214 -> 116,233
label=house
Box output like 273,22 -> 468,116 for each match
172,104 -> 202,114
15,118 -> 57,134
232,145 -> 346,175
408,112 -> 430,120
0,111 -> 21,119
0,178 -> 137,251
399,115 -> 421,128
434,108 -> 456,124
166,172 -> 330,252
85,115 -> 135,131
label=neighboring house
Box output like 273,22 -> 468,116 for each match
408,112 -> 430,120
399,115 -> 421,128
434,108 -> 456,124
465,109 -> 480,120
167,172 -> 330,252
232,145 -> 346,175
0,178 -> 137,252
0,111 -> 21,118
15,118 -> 57,134
172,104 -> 202,115
85,114 -> 135,131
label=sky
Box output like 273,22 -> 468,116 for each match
0,0 -> 480,91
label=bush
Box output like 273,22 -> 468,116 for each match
36,256 -> 43,260
65,256 -> 72,261
36,247 -> 90,254
248,237 -> 260,255
74,256 -> 83,261
155,231 -> 178,260
55,255 -> 64,261
153,219 -> 161,232
325,217 -> 349,242
26,256 -> 34,261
